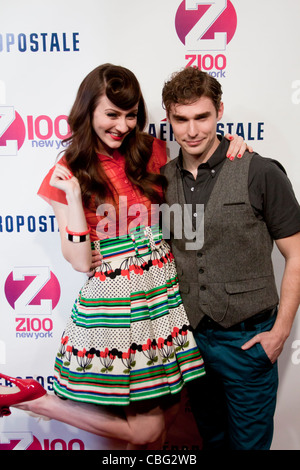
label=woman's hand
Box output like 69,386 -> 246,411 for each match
86,250 -> 103,277
50,164 -> 81,200
225,134 -> 254,160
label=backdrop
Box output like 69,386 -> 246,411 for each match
0,0 -> 299,451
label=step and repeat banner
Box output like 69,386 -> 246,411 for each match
0,0 -> 299,451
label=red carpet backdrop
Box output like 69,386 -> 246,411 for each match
0,0 -> 299,450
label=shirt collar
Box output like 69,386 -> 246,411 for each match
97,150 -> 124,164
176,135 -> 230,172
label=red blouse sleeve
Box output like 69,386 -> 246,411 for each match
37,157 -> 68,205
147,138 -> 168,173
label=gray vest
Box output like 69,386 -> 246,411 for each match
161,152 -> 279,328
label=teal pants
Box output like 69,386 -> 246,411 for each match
189,314 -> 278,450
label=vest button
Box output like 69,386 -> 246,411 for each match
197,252 -> 203,258
200,285 -> 206,291
199,268 -> 204,274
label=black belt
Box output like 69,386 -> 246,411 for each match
199,307 -> 277,332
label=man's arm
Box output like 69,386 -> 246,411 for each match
242,231 -> 300,363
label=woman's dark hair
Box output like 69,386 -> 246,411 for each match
62,63 -> 166,208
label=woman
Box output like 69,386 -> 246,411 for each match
0,64 -> 247,449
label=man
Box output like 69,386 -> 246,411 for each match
160,67 -> 300,450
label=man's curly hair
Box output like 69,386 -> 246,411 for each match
162,67 -> 223,115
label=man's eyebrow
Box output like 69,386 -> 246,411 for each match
172,111 -> 211,119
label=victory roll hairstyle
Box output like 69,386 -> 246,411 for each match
62,63 -> 166,208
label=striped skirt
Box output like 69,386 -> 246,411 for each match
53,224 -> 205,406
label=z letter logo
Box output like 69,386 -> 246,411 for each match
175,0 -> 237,51
4,267 -> 60,315
0,106 -> 26,155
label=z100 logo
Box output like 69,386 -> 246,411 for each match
175,0 -> 237,76
0,105 -> 70,156
0,433 -> 85,450
4,267 -> 60,339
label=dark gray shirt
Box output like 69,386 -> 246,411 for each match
177,137 -> 300,240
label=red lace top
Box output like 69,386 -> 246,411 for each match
37,138 -> 168,241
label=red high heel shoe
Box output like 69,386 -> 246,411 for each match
0,373 -> 47,417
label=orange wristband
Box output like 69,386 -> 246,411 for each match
65,226 -> 91,236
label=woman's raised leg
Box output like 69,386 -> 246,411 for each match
10,392 -> 167,447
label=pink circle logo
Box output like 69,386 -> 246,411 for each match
4,267 -> 60,313
0,108 -> 26,154
0,435 -> 42,450
175,1 -> 237,49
